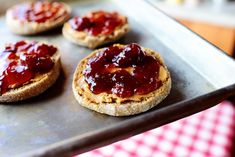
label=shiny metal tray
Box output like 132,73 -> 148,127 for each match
0,0 -> 235,156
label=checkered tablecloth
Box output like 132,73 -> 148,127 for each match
79,101 -> 235,157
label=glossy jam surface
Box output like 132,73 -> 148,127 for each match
83,43 -> 162,98
12,1 -> 67,23
69,11 -> 126,36
0,41 -> 57,95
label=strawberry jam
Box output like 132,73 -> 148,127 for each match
0,41 -> 57,95
83,43 -> 162,98
69,11 -> 126,36
11,1 -> 67,23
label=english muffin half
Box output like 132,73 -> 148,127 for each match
6,1 -> 71,35
0,40 -> 61,102
63,10 -> 129,49
73,43 -> 171,116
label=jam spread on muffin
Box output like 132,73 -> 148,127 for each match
0,41 -> 57,94
69,11 -> 126,36
11,1 -> 68,23
83,43 -> 162,98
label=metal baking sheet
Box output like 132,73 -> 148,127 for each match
0,0 -> 235,156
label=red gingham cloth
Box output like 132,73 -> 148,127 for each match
79,101 -> 235,157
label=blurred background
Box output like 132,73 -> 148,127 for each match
149,0 -> 235,57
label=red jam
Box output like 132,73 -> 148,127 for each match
83,43 -> 162,98
69,11 -> 126,36
12,1 -> 67,23
0,41 -> 57,95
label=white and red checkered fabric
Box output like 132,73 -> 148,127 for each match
79,101 -> 235,157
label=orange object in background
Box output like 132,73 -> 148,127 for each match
150,0 -> 235,57
179,19 -> 235,56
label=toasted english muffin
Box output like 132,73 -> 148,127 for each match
0,41 -> 61,102
6,1 -> 71,35
72,44 -> 171,116
63,11 -> 129,49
